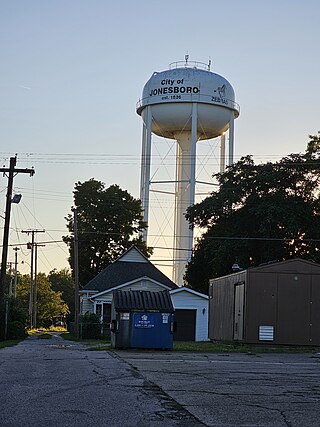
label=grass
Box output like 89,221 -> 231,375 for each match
60,332 -> 111,348
61,333 -> 320,354
27,326 -> 68,340
27,326 -> 67,335
173,341 -> 320,354
173,341 -> 251,353
0,326 -> 65,349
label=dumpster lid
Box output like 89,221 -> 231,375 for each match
113,290 -> 174,313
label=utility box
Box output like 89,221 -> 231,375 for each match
111,290 -> 174,349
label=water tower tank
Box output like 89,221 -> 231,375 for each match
137,62 -> 239,140
137,60 -> 240,286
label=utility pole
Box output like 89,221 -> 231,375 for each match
33,242 -> 45,329
73,208 -> 80,338
21,229 -> 45,328
0,156 -> 34,333
8,262 -> 13,297
13,247 -> 20,298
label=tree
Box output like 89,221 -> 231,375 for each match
185,134 -> 320,293
17,273 -> 69,328
48,268 -> 75,319
63,180 -> 152,286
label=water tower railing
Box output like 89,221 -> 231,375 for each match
169,61 -> 210,71
136,94 -> 240,116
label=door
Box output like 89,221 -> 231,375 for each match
173,309 -> 196,341
233,283 -> 245,341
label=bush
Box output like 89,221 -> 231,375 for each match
79,312 -> 102,339
0,298 -> 28,340
7,321 -> 27,339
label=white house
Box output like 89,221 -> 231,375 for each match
80,246 -> 178,326
80,246 -> 208,341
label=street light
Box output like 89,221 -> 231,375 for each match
11,194 -> 22,204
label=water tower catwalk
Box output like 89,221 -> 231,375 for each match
137,59 -> 240,286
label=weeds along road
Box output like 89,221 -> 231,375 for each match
1,334 -> 320,426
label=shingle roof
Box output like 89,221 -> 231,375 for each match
113,289 -> 174,312
82,259 -> 178,293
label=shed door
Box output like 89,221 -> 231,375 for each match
174,309 -> 196,341
233,283 -> 245,341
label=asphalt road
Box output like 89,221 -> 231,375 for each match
1,334 -> 320,426
0,334 -> 200,427
116,350 -> 320,426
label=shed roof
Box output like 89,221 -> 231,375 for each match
249,258 -> 320,273
209,258 -> 320,285
113,290 -> 174,313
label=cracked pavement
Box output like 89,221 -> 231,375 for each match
0,334 -> 202,426
1,334 -> 320,426
115,350 -> 320,426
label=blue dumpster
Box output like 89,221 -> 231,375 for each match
111,290 -> 174,350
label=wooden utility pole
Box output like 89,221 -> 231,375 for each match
33,242 -> 45,329
73,208 -> 80,338
13,247 -> 20,298
0,156 -> 34,309
8,262 -> 13,297
21,229 -> 45,328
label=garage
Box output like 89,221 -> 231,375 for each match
174,309 -> 196,341
170,287 -> 209,341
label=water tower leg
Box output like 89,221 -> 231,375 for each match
140,106 -> 152,241
188,103 -> 197,251
173,103 -> 197,285
228,113 -> 235,165
220,133 -> 226,173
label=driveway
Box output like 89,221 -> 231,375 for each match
1,334 -> 320,426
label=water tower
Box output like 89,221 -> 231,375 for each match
137,58 -> 240,286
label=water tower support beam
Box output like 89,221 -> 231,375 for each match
140,106 -> 152,241
173,104 -> 198,286
228,113 -> 235,165
220,134 -> 226,173
188,103 -> 197,255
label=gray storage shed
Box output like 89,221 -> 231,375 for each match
209,259 -> 320,346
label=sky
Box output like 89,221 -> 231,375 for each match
0,0 -> 319,279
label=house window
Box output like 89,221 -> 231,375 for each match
95,303 -> 111,325
102,304 -> 111,324
96,304 -> 102,317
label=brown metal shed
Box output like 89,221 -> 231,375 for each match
209,259 -> 320,346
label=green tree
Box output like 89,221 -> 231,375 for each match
48,268 -> 74,318
63,180 -> 152,286
185,135 -> 320,293
305,132 -> 320,159
17,273 -> 69,328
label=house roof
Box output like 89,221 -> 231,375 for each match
113,289 -> 174,313
170,287 -> 209,299
81,246 -> 178,293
